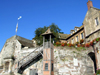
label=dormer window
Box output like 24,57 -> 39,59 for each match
75,28 -> 77,32
71,31 -> 73,35
95,17 -> 99,26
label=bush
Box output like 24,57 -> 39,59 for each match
75,42 -> 79,45
85,43 -> 90,47
61,43 -> 65,47
96,68 -> 100,74
96,38 -> 99,42
64,42 -> 67,46
71,44 -> 75,47
67,43 -> 72,47
90,41 -> 94,46
80,39 -> 84,44
81,44 -> 85,47
77,44 -> 81,47
56,42 -> 61,46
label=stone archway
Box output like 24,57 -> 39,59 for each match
88,52 -> 97,73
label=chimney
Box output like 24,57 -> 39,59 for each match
87,0 -> 93,10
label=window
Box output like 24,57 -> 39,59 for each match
72,39 -> 74,44
51,63 -> 53,71
45,63 -> 48,70
81,33 -> 84,39
75,28 -> 77,32
71,31 -> 73,35
76,36 -> 78,42
95,17 -> 99,26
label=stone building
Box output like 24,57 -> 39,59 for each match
0,0 -> 100,75
59,0 -> 100,44
83,1 -> 100,43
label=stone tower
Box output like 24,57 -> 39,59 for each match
42,27 -> 55,75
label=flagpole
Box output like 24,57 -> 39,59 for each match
15,16 -> 22,36
16,20 -> 18,36
15,16 -> 22,70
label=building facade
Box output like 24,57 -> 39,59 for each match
59,1 -> 100,45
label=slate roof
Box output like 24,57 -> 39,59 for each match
42,27 -> 53,36
58,33 -> 68,39
41,27 -> 55,38
16,35 -> 34,47
58,25 -> 84,40
7,35 -> 34,48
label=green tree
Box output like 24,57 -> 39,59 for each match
34,23 -> 62,45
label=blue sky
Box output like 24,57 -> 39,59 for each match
0,0 -> 100,51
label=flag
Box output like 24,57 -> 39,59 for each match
16,22 -> 18,32
18,16 -> 22,20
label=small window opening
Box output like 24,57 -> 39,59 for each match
45,63 -> 48,71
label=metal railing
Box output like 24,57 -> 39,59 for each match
18,44 -> 43,68
44,41 -> 53,49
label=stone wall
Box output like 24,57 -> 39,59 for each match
21,46 -> 97,75
54,46 -> 94,75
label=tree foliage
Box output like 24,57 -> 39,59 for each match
34,23 -> 62,45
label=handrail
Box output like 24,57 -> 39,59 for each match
18,44 -> 43,68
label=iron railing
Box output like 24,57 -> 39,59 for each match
18,44 -> 43,68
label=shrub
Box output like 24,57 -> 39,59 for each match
71,44 -> 75,47
64,42 -> 67,46
90,41 -> 93,46
61,43 -> 65,47
96,38 -> 99,42
75,42 -> 79,45
85,43 -> 90,47
77,44 -> 81,47
81,44 -> 85,47
96,68 -> 100,74
67,43 -> 72,47
56,42 -> 61,46
80,39 -> 84,44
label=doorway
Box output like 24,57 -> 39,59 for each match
88,52 -> 97,73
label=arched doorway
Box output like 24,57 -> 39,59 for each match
88,52 -> 97,73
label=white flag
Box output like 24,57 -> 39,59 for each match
18,16 -> 22,20
16,22 -> 18,32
